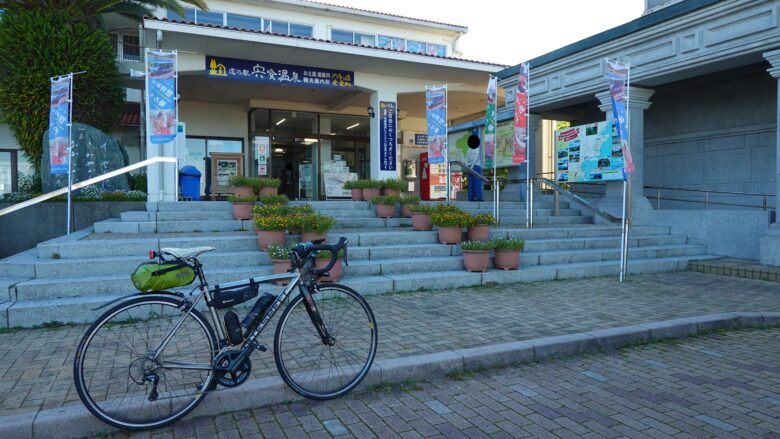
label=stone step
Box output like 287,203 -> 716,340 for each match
122,211 -> 237,222
94,218 -> 253,234
522,234 -> 687,252
522,244 -> 706,266
150,201 -> 233,212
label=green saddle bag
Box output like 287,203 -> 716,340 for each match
131,261 -> 196,292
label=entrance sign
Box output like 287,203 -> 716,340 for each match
379,101 -> 397,171
48,76 -> 72,175
206,55 -> 354,90
607,60 -> 633,175
484,76 -> 497,169
425,85 -> 447,165
512,63 -> 529,164
554,122 -> 623,183
146,50 -> 177,145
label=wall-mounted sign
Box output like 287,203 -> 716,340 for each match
414,134 -> 428,146
253,136 -> 270,176
554,121 -> 623,183
380,101 -> 397,171
206,56 -> 354,90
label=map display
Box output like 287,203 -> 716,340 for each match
555,121 -> 624,183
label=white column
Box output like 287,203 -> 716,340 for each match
759,49 -> 780,266
369,90 -> 399,180
595,86 -> 655,223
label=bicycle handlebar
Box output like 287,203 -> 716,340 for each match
291,237 -> 349,276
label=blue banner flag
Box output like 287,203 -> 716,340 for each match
380,101 -> 397,171
48,76 -> 71,175
146,50 -> 177,145
206,55 -> 354,90
426,85 -> 447,165
607,60 -> 633,176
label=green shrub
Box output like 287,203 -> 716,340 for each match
228,175 -> 256,188
433,203 -> 463,213
295,213 -> 336,233
492,235 -> 525,251
267,243 -> 293,261
470,213 -> 495,226
459,240 -> 495,251
363,179 -> 383,189
253,203 -> 311,216
228,195 -> 256,203
98,191 -> 146,202
409,204 -> 435,214
381,178 -> 407,192
343,180 -> 360,190
255,177 -> 281,189
254,214 -> 289,231
430,211 -> 471,227
370,195 -> 399,205
399,194 -> 421,205
131,174 -> 147,193
258,194 -> 289,205
0,8 -> 125,171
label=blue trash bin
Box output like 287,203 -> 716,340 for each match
179,166 -> 201,201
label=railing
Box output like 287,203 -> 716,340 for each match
0,157 -> 177,230
645,185 -> 775,211
534,176 -> 621,224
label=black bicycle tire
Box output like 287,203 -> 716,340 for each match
73,295 -> 217,431
273,283 -> 378,400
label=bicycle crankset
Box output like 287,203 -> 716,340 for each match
214,350 -> 252,388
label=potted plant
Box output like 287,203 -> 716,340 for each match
343,179 -> 363,201
492,236 -> 525,270
460,240 -> 495,273
467,213 -> 495,241
381,178 -> 407,196
229,175 -> 256,197
371,194 -> 399,218
258,194 -> 289,205
362,180 -> 382,200
409,204 -> 434,231
256,177 -> 281,196
315,248 -> 346,282
253,214 -> 289,251
431,210 -> 471,245
267,243 -> 293,285
228,195 -> 256,220
399,194 -> 421,218
296,212 -> 336,243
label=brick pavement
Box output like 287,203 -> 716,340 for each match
103,327 -> 780,438
0,271 -> 779,418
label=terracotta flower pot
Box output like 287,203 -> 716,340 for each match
467,224 -> 491,241
401,204 -> 416,218
375,203 -> 395,218
438,226 -> 462,245
351,188 -> 363,201
272,259 -> 290,285
494,249 -> 521,270
301,232 -> 327,243
256,230 -> 286,251
233,186 -> 254,197
463,250 -> 490,272
231,202 -> 253,220
259,187 -> 278,196
411,213 -> 432,231
363,188 -> 381,199
382,188 -> 399,197
315,258 -> 343,282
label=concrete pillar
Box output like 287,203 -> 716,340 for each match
595,86 -> 655,223
759,49 -> 780,266
504,114 -> 543,202
369,90 -> 399,181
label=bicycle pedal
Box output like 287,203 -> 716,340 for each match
250,340 -> 267,352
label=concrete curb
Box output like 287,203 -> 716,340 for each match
3,311 -> 779,438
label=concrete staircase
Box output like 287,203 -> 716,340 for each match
0,199 -> 717,328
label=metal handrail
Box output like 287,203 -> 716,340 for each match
0,156 -> 177,218
534,176 -> 621,224
644,185 -> 773,197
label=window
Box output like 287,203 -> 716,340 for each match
331,29 -> 353,43
354,33 -> 376,46
226,13 -> 261,31
167,7 -> 196,22
407,40 -> 425,54
265,19 -> 288,34
427,43 -> 446,57
197,10 -> 224,26
122,35 -> 140,61
289,23 -> 313,37
378,36 -> 405,51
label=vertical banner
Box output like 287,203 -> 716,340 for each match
607,60 -> 633,176
380,101 -> 397,171
426,85 -> 448,165
48,76 -> 72,175
484,76 -> 497,169
512,62 -> 529,164
146,49 -> 177,145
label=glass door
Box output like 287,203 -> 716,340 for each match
270,137 -> 318,200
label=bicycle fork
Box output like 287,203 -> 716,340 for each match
301,284 -> 335,346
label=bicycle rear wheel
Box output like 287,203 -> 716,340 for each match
73,296 -> 216,430
274,283 -> 378,400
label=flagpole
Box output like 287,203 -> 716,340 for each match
526,63 -> 532,229
445,85 -> 450,201
66,73 -> 74,235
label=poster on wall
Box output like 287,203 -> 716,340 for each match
607,60 -> 633,176
323,172 -> 357,198
484,76 -> 497,169
380,101 -> 397,171
554,121 -> 623,183
48,75 -> 71,175
447,129 -> 480,165
216,159 -> 238,186
146,49 -> 177,145
426,85 -> 448,165
254,136 -> 270,175
512,62 -> 529,164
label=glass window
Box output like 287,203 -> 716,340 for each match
265,20 -> 289,34
0,151 -> 11,195
167,7 -> 196,22
331,29 -> 353,43
354,33 -> 375,46
226,13 -> 261,31
207,139 -> 242,153
289,23 -> 313,37
427,43 -> 447,57
122,35 -> 140,61
407,40 -> 426,54
17,152 -> 32,177
378,36 -> 405,51
196,10 -> 224,26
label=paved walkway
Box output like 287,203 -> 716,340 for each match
101,327 -> 780,438
1,271 -> 779,418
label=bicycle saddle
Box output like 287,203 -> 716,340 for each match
160,247 -> 216,259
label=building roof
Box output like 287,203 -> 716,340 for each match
497,0 -> 722,79
145,16 -> 506,68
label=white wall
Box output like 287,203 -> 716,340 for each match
179,100 -> 249,173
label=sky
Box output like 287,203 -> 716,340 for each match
320,0 -> 646,65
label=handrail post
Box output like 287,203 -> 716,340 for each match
656,187 -> 661,210
705,192 -> 709,210
554,186 -> 560,216
763,196 -> 767,211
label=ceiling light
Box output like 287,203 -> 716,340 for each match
346,123 -> 360,130
274,148 -> 284,153
275,118 -> 286,126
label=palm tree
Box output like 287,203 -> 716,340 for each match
0,0 -> 209,25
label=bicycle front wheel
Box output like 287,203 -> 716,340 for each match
274,283 -> 378,400
73,296 -> 217,430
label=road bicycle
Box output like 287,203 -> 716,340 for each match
73,237 -> 378,430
